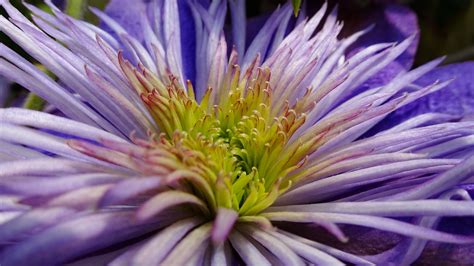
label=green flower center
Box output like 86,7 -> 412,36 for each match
124,57 -> 315,217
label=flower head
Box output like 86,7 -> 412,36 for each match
0,0 -> 474,265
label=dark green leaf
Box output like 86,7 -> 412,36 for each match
291,0 -> 301,16
23,93 -> 45,111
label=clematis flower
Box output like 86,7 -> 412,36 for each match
0,0 -> 474,265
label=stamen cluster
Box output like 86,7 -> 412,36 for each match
122,52 -> 309,217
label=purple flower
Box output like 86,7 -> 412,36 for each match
0,0 -> 473,265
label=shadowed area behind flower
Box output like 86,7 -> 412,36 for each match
0,0 -> 474,265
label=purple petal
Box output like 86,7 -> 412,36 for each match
242,4 -> 292,67
278,158 -> 457,204
132,217 -> 203,265
177,0 -> 197,83
0,174 -> 124,197
245,14 -> 270,49
103,0 -> 147,42
241,225 -> 306,266
136,190 -> 207,221
0,158 -> 105,177
0,207 -> 75,244
0,108 -> 127,144
228,0 -> 246,62
388,155 -> 474,201
344,4 -> 419,90
107,240 -> 146,266
268,200 -> 474,217
376,113 -> 460,135
0,211 -> 162,265
278,230 -> 374,265
350,189 -> 474,265
378,62 -> 474,130
0,124 -> 96,161
98,176 -> 164,207
228,230 -> 272,266
0,196 -> 28,211
104,0 -> 196,83
264,212 -> 474,244
211,207 -> 238,245
270,230 -> 345,265
210,243 -> 227,266
160,223 -> 212,265
186,241 -> 210,265
44,184 -> 113,209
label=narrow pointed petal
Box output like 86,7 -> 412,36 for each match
212,208 -> 238,245
136,191 -> 207,221
0,211 -> 162,265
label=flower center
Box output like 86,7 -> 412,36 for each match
121,55 -> 312,217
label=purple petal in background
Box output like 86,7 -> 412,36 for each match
103,0 -> 148,42
104,0 -> 196,83
177,0 -> 196,82
374,62 -> 474,132
343,4 -> 419,90
401,62 -> 474,117
52,0 -> 65,9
